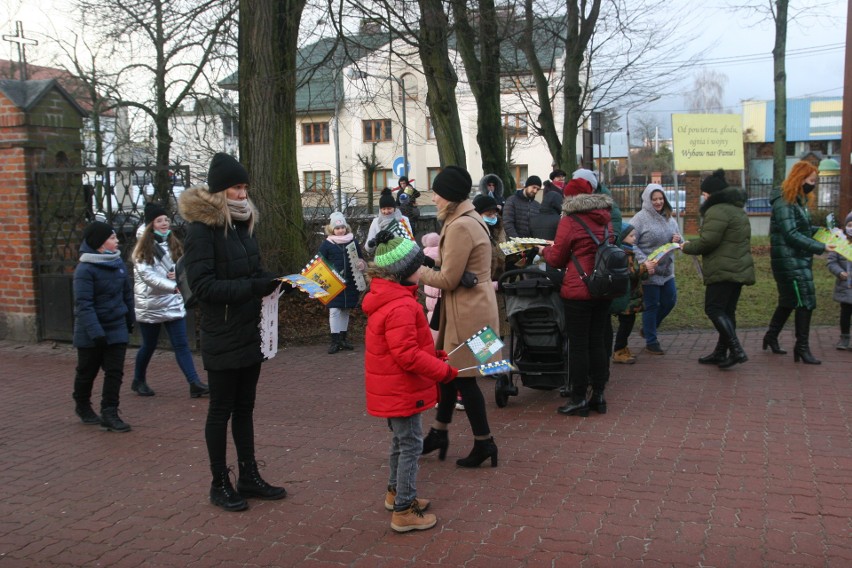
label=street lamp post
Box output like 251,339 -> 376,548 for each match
386,75 -> 409,180
625,95 -> 661,185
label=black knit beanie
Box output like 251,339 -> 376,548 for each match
207,152 -> 249,193
144,202 -> 168,225
83,221 -> 115,250
473,194 -> 499,214
700,169 -> 729,196
379,188 -> 396,209
524,175 -> 542,188
432,166 -> 472,202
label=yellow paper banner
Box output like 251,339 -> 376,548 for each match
672,114 -> 745,171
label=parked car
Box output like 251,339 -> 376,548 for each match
94,211 -> 142,241
745,197 -> 771,213
664,189 -> 686,213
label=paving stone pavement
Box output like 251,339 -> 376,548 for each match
0,327 -> 850,567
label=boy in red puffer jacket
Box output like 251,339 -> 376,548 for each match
362,230 -> 458,533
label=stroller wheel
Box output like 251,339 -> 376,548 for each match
495,389 -> 509,408
494,374 -> 514,408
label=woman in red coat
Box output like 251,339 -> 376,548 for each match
540,178 -> 616,416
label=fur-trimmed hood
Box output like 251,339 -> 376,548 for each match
178,184 -> 257,232
699,186 -> 746,215
478,174 -> 504,197
561,192 -> 613,216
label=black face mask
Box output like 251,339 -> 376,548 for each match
803,183 -> 815,194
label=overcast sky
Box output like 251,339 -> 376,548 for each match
2,0 -> 847,138
640,0 -> 847,136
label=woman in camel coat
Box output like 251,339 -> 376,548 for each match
418,165 -> 500,469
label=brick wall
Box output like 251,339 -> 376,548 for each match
0,84 -> 85,341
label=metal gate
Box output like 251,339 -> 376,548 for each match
32,164 -> 191,342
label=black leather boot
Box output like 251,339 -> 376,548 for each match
338,331 -> 354,350
587,391 -> 607,414
710,315 -> 748,369
763,306 -> 792,354
75,403 -> 100,425
237,460 -> 287,500
718,337 -> 748,369
327,333 -> 341,354
456,437 -> 498,468
100,407 -> 131,432
793,309 -> 821,364
189,381 -> 210,398
698,341 -> 727,365
210,468 -> 248,511
131,380 -> 155,396
421,427 -> 449,460
557,393 -> 589,416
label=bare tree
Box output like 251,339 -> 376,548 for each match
328,0 -> 468,168
684,69 -> 729,114
633,114 -> 662,147
727,0 -> 836,185
240,0 -> 309,273
511,0 -> 696,172
602,107 -> 621,132
451,0 -> 513,193
73,0 -> 237,201
417,0 -> 467,167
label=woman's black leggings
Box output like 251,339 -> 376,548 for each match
435,377 -> 491,437
205,363 -> 262,474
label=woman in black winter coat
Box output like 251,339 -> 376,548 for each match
178,153 -> 286,512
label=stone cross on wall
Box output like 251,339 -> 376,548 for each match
2,21 -> 38,81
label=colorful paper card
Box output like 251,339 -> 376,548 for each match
278,274 -> 330,299
815,227 -> 852,261
477,360 -> 517,377
647,242 -> 681,263
385,218 -> 415,241
464,326 -> 504,365
299,255 -> 346,305
499,238 -> 548,256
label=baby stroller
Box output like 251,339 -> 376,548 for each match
494,267 -> 568,407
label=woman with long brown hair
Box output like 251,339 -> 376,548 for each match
763,161 -> 835,364
131,202 -> 208,398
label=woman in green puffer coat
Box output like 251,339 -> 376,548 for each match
762,161 -> 835,365
681,169 -> 755,369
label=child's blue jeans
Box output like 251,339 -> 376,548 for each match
387,414 -> 423,512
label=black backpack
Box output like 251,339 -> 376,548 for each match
569,214 -> 629,299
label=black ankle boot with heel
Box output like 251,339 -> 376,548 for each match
763,306 -> 792,354
793,308 -> 821,365
456,437 -> 498,468
421,428 -> 449,460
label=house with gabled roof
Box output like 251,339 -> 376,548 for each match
219,20 -> 571,213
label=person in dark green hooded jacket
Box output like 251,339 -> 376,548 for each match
761,161 -> 835,365
681,169 -> 755,369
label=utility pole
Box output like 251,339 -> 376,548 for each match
839,0 -> 852,219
